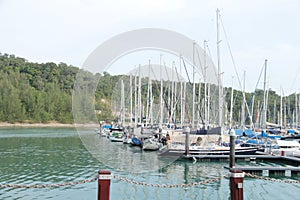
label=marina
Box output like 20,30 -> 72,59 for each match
0,128 -> 300,200
1,1 -> 300,199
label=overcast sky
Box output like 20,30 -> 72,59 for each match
1,0 -> 299,95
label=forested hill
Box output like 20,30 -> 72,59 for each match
0,53 -> 293,126
0,53 -> 118,123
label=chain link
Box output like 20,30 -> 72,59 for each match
113,175 -> 225,188
244,173 -> 300,184
0,175 -> 98,189
3,172 -> 298,190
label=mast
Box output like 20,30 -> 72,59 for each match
174,65 -> 177,124
207,82 -> 210,128
160,55 -> 164,127
280,88 -> 283,128
120,79 -> 125,126
262,59 -> 268,129
192,41 -> 196,129
198,78 -> 201,128
229,76 -> 234,129
217,9 -> 223,129
167,67 -> 171,124
242,71 -> 246,131
295,93 -> 298,128
146,60 -> 151,125
204,40 -> 208,129
171,62 -> 175,123
273,99 -> 276,124
138,64 -> 142,124
149,60 -> 153,125
183,81 -> 186,126
180,55 -> 183,127
134,73 -> 137,126
130,74 -> 133,127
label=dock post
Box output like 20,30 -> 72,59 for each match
229,129 -> 244,200
98,170 -> 112,200
229,129 -> 236,168
184,127 -> 190,155
229,169 -> 244,200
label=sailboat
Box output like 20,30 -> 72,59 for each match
159,9 -> 259,157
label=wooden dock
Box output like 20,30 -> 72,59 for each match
182,154 -> 300,165
180,153 -> 300,177
224,166 -> 300,177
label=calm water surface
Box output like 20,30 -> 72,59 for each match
0,128 -> 299,200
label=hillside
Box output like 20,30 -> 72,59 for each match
0,53 -> 294,127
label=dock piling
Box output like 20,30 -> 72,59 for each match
229,169 -> 244,200
184,127 -> 190,156
229,129 -> 244,200
98,170 -> 112,200
229,129 -> 236,168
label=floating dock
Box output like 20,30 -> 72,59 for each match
182,153 -> 300,166
181,153 -> 300,177
224,166 -> 300,177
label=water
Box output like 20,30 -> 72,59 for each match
0,128 -> 299,200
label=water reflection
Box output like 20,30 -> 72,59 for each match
0,128 -> 299,200
77,129 -> 177,173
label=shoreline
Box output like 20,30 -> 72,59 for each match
0,122 -> 99,128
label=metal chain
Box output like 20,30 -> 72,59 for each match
113,175 -> 225,188
0,175 -> 98,189
6,172 -> 298,190
244,173 -> 300,184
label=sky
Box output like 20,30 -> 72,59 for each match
1,0 -> 300,95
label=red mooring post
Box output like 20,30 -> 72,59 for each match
98,170 -> 112,200
229,169 -> 244,200
229,129 -> 244,200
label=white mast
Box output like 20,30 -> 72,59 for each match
171,62 -> 175,124
183,81 -> 186,126
130,74 -> 133,127
180,55 -> 183,127
149,64 -> 153,125
204,40 -> 208,129
146,60 -> 151,125
198,78 -> 201,127
138,64 -> 142,124
120,79 -> 125,126
192,41 -> 196,128
217,9 -> 223,129
295,93 -> 298,128
167,66 -> 171,124
134,73 -> 137,126
262,59 -> 268,129
242,71 -> 246,131
273,99 -> 276,124
160,55 -> 164,127
229,76 -> 234,129
207,83 -> 210,128
251,95 -> 255,130
174,65 -> 177,124
280,88 -> 283,128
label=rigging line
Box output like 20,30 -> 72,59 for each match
162,61 -> 173,122
219,15 -> 254,127
195,47 -> 205,79
289,66 -> 300,94
248,62 -> 266,110
205,43 -> 219,81
205,42 -> 221,123
182,59 -> 192,84
244,61 -> 266,125
163,61 -> 171,81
